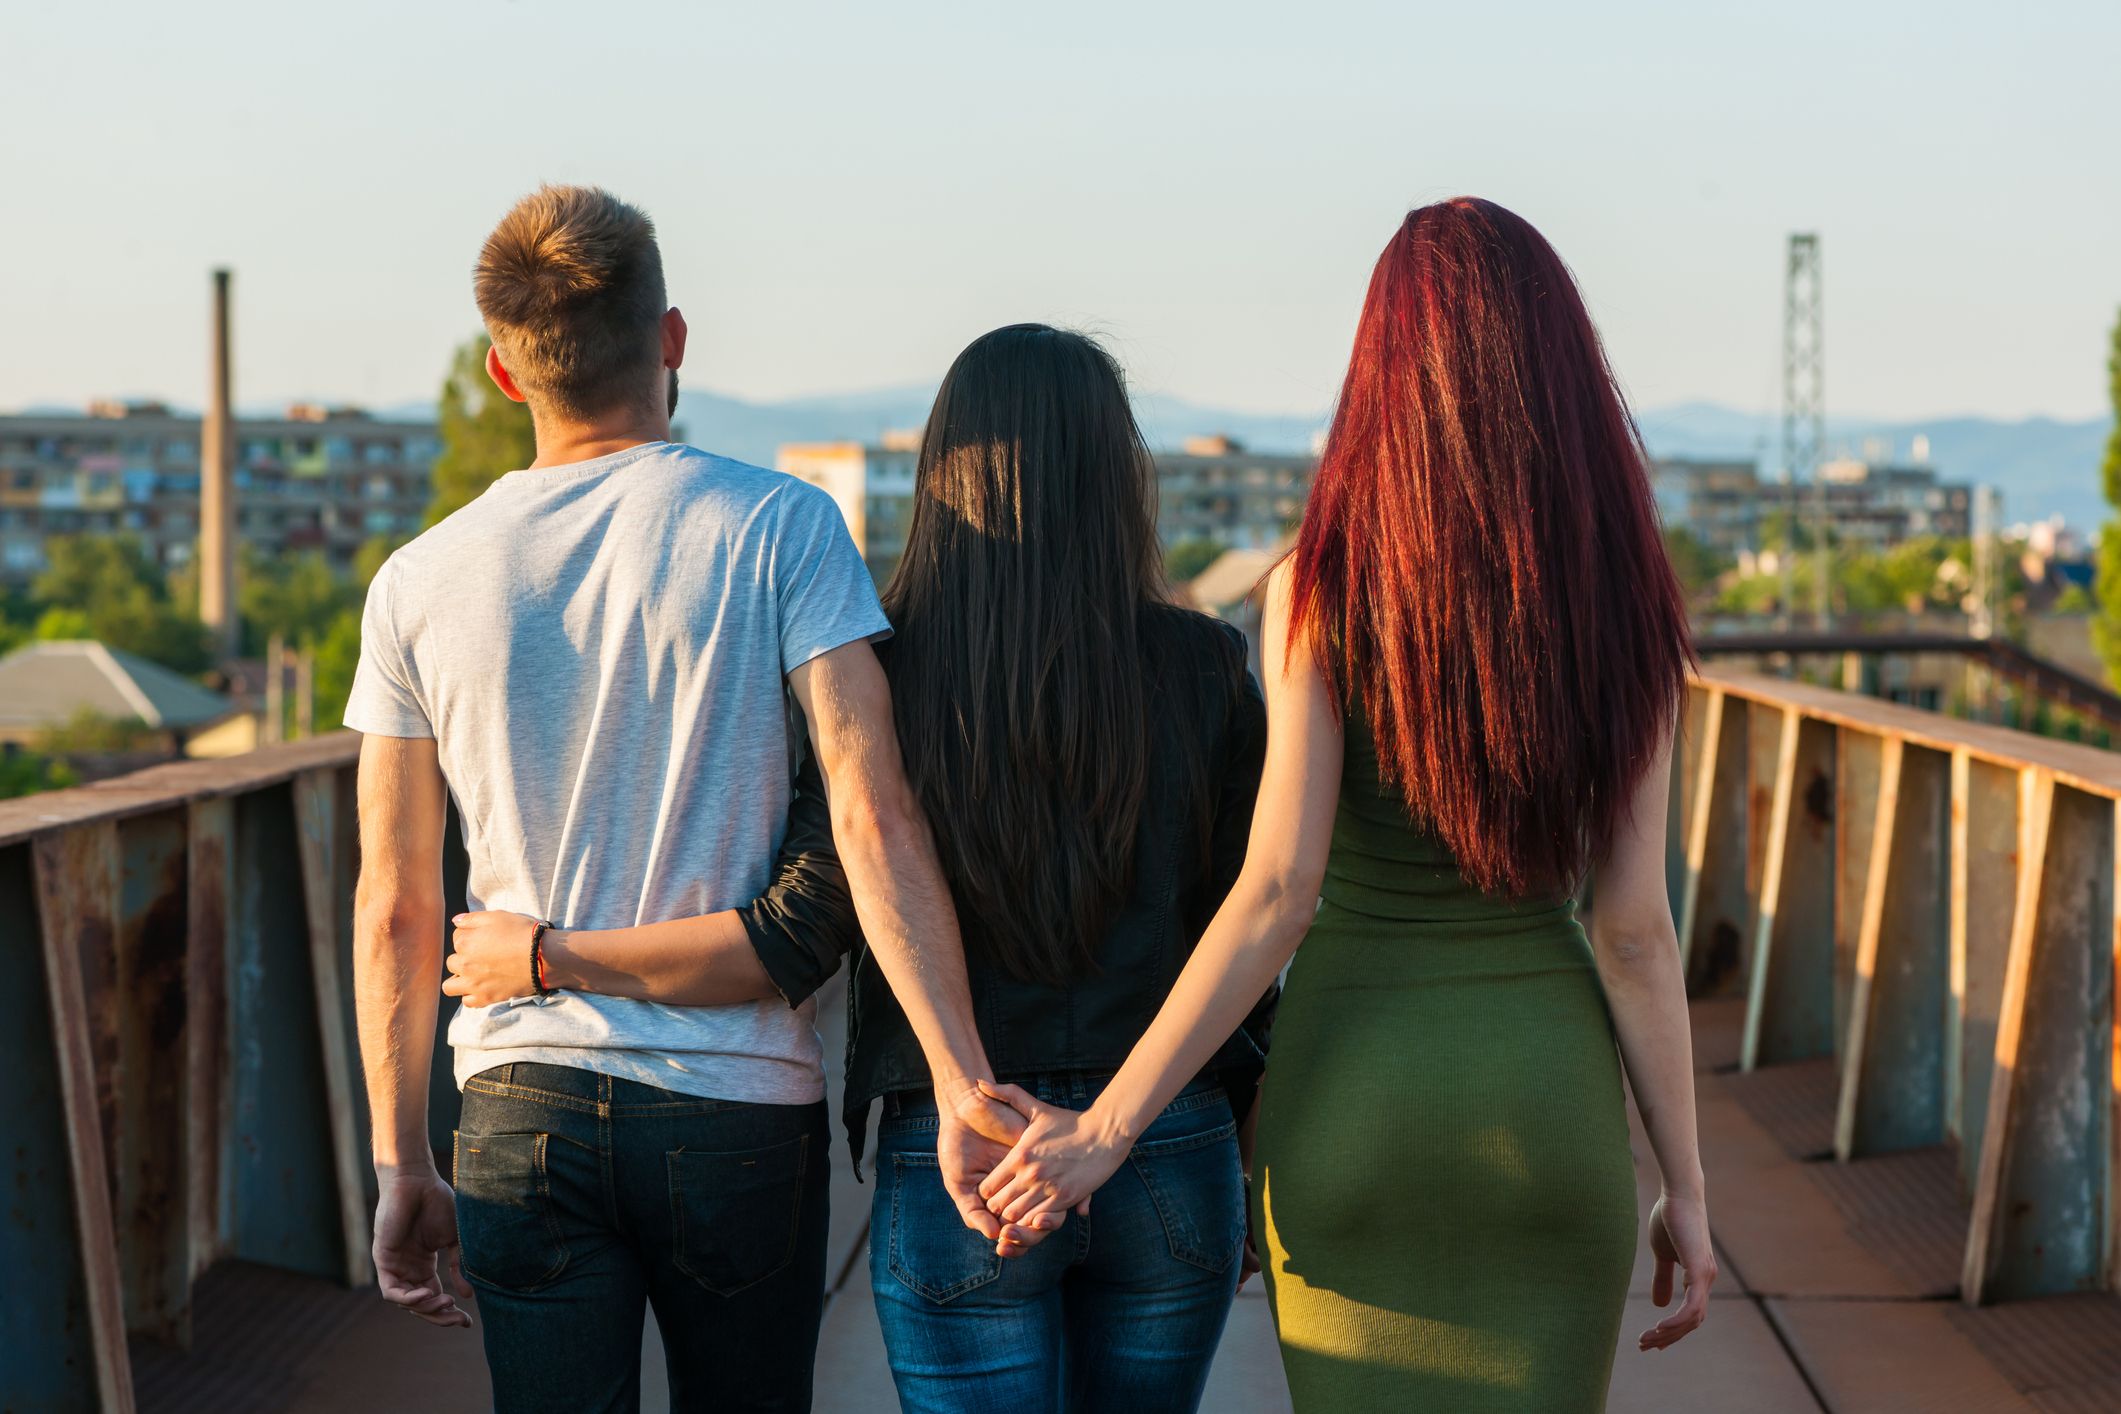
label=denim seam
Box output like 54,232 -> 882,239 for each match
462,1077 -> 610,1117
1129,1119 -> 1238,1158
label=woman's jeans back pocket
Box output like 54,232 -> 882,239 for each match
1129,1119 -> 1245,1274
668,1135 -> 810,1296
885,1150 -> 1003,1303
454,1131 -> 569,1291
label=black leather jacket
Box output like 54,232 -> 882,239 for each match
740,608 -> 1275,1171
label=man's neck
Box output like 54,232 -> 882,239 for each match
529,409 -> 672,470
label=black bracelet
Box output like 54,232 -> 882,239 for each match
530,920 -> 553,999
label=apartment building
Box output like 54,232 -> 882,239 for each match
0,401 -> 437,582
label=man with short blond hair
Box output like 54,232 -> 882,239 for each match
347,185 -> 1017,1411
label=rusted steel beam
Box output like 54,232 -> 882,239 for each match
186,797 -> 234,1281
1951,751 -> 2021,1182
1699,667 -> 2121,803
1835,741 -> 1950,1160
31,824 -> 138,1414
114,809 -> 193,1345
294,768 -> 372,1284
1678,689 -> 1750,994
1979,782 -> 2112,1300
0,733 -> 360,849
1742,708 -> 1837,1070
1964,770 -> 2056,1303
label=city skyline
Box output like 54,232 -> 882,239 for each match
7,2 -> 2119,426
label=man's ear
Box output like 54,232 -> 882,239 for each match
485,342 -> 530,404
662,308 -> 688,370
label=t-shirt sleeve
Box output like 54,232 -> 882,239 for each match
342,560 -> 435,738
774,483 -> 893,674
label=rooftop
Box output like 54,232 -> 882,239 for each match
0,640 -> 233,732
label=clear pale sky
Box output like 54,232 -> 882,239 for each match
6,0 -> 2117,422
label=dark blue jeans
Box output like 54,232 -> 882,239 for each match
870,1074 -> 1244,1414
454,1062 -> 830,1413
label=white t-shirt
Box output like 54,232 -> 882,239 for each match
344,441 -> 890,1104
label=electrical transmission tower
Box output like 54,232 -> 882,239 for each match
1782,233 -> 1826,628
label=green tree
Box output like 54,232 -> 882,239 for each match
426,334 -> 536,527
31,535 -> 211,672
1164,538 -> 1228,585
239,548 -> 355,655
0,746 -> 75,800
353,535 -> 402,590
1661,527 -> 1731,599
2094,308 -> 2121,685
310,609 -> 364,731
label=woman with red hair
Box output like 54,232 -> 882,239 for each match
979,199 -> 1714,1410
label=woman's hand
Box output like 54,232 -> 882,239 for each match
442,911 -> 545,1007
1638,1193 -> 1715,1351
975,1081 -> 1132,1227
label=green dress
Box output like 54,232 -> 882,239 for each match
1252,718 -> 1637,1411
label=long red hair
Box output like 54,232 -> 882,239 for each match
1289,198 -> 1692,897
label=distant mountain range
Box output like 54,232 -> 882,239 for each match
34,385 -> 2116,532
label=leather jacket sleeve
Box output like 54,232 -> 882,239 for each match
738,750 -> 859,1008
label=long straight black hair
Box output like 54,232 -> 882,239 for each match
883,324 -> 1181,987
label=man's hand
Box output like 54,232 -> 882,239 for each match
442,911 -> 543,1007
373,1170 -> 474,1328
934,1079 -> 1063,1258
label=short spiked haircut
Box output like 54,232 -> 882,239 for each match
474,185 -> 667,419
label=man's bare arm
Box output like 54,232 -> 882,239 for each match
352,734 -> 471,1326
786,642 -> 1046,1250
786,641 -> 986,1093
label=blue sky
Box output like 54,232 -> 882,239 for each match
5,0 -> 2117,421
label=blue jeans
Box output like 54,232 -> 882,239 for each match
870,1075 -> 1244,1414
454,1063 -> 831,1413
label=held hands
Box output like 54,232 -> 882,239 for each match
442,911 -> 544,1006
933,1079 -> 1068,1258
1639,1193 -> 1715,1350
972,1081 -> 1130,1242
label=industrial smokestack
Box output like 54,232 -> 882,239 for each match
199,268 -> 237,659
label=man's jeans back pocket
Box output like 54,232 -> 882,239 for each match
885,1151 -> 1003,1304
1128,1121 -> 1245,1274
668,1135 -> 809,1297
454,1131 -> 569,1291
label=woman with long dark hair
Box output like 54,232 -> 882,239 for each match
975,201 -> 1714,1411
445,324 -> 1272,1412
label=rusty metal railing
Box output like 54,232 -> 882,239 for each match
1673,666 -> 2118,1306
0,734 -> 429,1413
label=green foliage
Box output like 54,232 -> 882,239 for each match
1164,538 -> 1229,585
35,708 -> 158,755
2096,308 -> 2121,687
353,535 -> 402,590
426,334 -> 536,527
1661,527 -> 1732,598
2054,584 -> 2094,614
0,746 -> 76,800
31,536 -> 212,672
33,606 -> 93,640
240,548 -> 356,655
310,609 -> 364,731
1716,536 -> 2010,623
